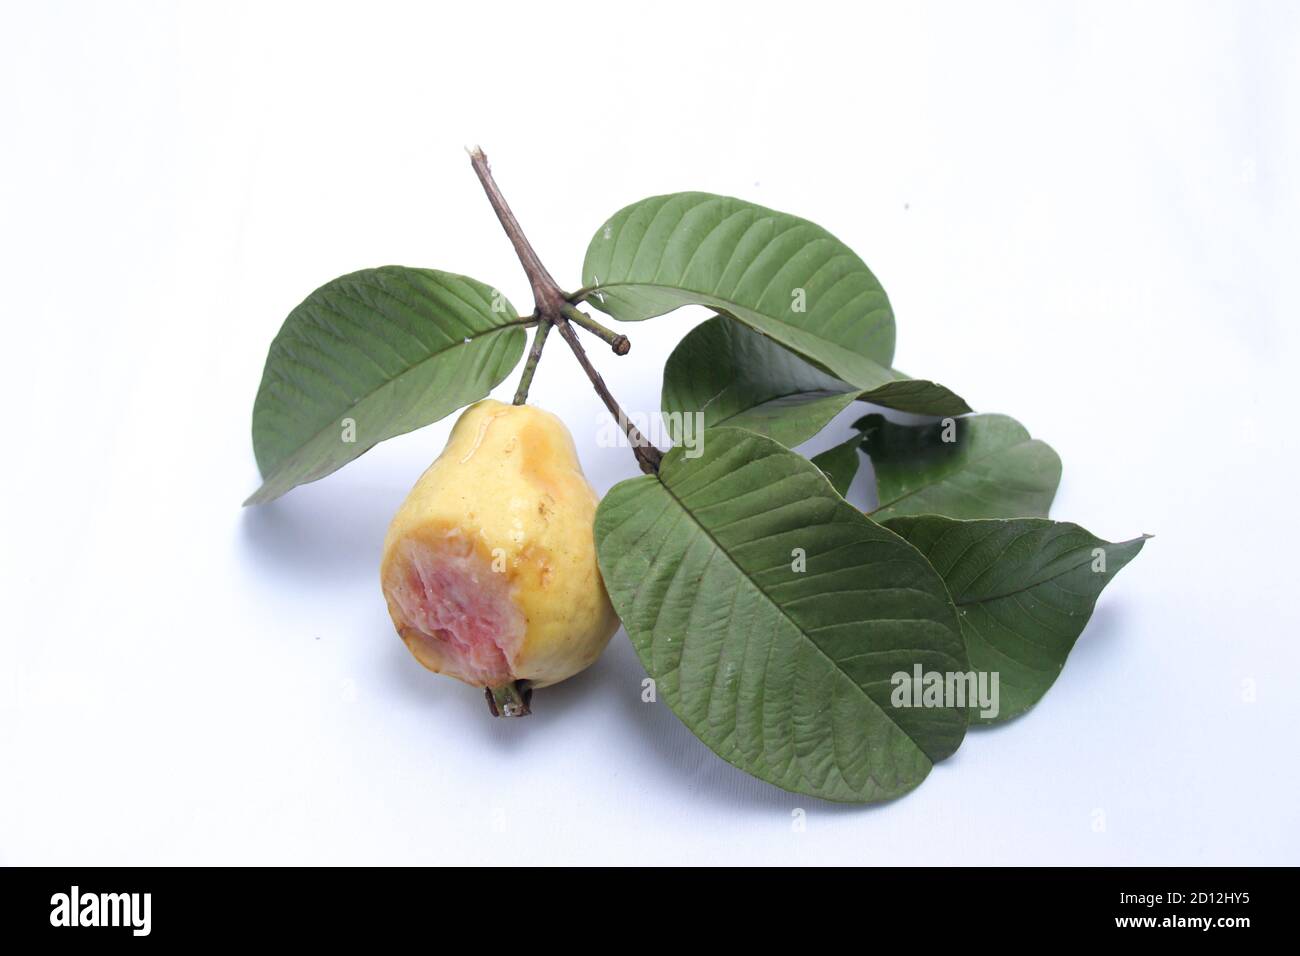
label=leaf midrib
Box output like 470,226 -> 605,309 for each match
653,453 -> 947,764
709,385 -> 854,422
583,279 -> 875,357
952,539 -> 1142,606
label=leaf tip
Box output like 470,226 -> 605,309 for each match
242,482 -> 276,508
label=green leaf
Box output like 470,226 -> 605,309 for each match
595,428 -> 969,803
883,516 -> 1147,723
247,267 -> 527,505
581,192 -> 897,382
662,315 -> 969,448
810,435 -> 863,497
859,413 -> 1062,521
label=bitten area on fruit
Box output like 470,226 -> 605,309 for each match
382,529 -> 524,688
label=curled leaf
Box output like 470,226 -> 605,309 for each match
859,413 -> 1061,520
662,316 -> 968,448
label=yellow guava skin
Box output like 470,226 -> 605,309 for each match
380,399 -> 620,691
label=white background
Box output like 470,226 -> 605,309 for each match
2,0 -> 1297,865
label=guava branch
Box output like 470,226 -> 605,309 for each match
561,304 -> 629,355
552,318 -> 663,475
468,146 -> 567,316
469,147 -> 660,473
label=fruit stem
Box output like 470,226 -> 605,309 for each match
561,303 -> 630,355
485,680 -> 533,717
512,319 -> 551,405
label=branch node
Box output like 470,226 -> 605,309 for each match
470,150 -> 661,474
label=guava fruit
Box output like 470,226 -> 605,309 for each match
380,399 -> 620,715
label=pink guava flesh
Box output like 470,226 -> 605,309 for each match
386,535 -> 524,687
